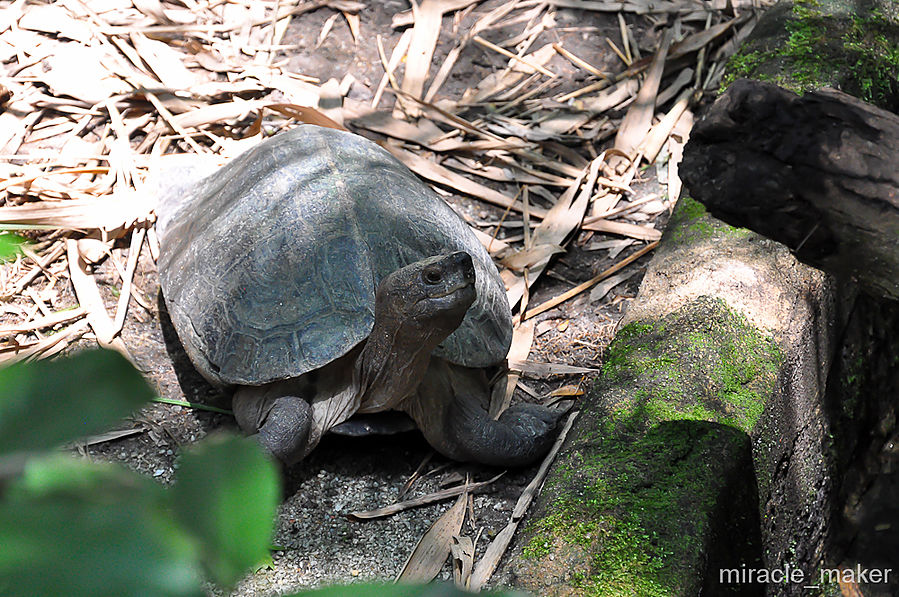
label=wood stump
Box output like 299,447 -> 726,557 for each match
681,79 -> 899,301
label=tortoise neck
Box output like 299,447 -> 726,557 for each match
356,314 -> 448,412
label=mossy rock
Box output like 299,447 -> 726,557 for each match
507,296 -> 783,596
664,196 -> 753,247
517,420 -> 763,597
721,0 -> 899,111
501,194 -> 841,596
598,297 -> 782,437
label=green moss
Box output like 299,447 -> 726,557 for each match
520,297 -> 780,595
601,298 -> 782,434
842,9 -> 899,106
720,0 -> 899,108
808,568 -> 842,596
672,196 -> 706,222
780,0 -> 832,91
722,50 -> 767,83
523,422 -> 751,596
614,321 -> 658,342
666,198 -> 752,246
839,354 -> 865,417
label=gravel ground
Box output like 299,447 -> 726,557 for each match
91,189 -> 650,596
70,1 -> 664,594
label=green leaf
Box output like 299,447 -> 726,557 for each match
0,233 -> 25,262
0,455 -> 203,597
0,348 -> 155,456
6,453 -> 151,498
171,434 -> 280,590
285,584 -> 529,597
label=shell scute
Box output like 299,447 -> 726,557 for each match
157,125 -> 511,385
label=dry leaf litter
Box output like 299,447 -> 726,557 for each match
0,0 -> 772,592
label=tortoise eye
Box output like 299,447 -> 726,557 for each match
423,269 -> 442,284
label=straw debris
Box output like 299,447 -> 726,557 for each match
0,0 -> 772,588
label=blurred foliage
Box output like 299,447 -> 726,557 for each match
173,434 -> 279,588
0,455 -> 202,597
0,348 -> 524,596
0,349 -> 155,454
0,232 -> 24,262
0,349 -> 280,596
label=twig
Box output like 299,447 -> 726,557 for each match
507,360 -> 599,376
398,452 -> 434,500
551,43 -> 608,78
112,226 -> 145,336
523,241 -> 659,320
605,37 -> 630,66
7,242 -> 66,297
347,472 -> 505,521
472,35 -> 557,78
0,320 -> 90,366
0,306 -> 86,337
69,427 -> 144,447
153,397 -> 233,415
469,412 -> 578,590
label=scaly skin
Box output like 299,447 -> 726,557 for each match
232,251 -> 560,466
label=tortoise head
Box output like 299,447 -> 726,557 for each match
374,252 -> 476,343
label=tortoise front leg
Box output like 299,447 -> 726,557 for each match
404,360 -> 561,467
447,398 -> 561,467
233,386 -> 311,466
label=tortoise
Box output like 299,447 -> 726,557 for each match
154,124 -> 560,466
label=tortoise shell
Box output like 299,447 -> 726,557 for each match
156,125 -> 512,386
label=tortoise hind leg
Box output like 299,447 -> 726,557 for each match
233,385 -> 311,466
404,360 -> 561,467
